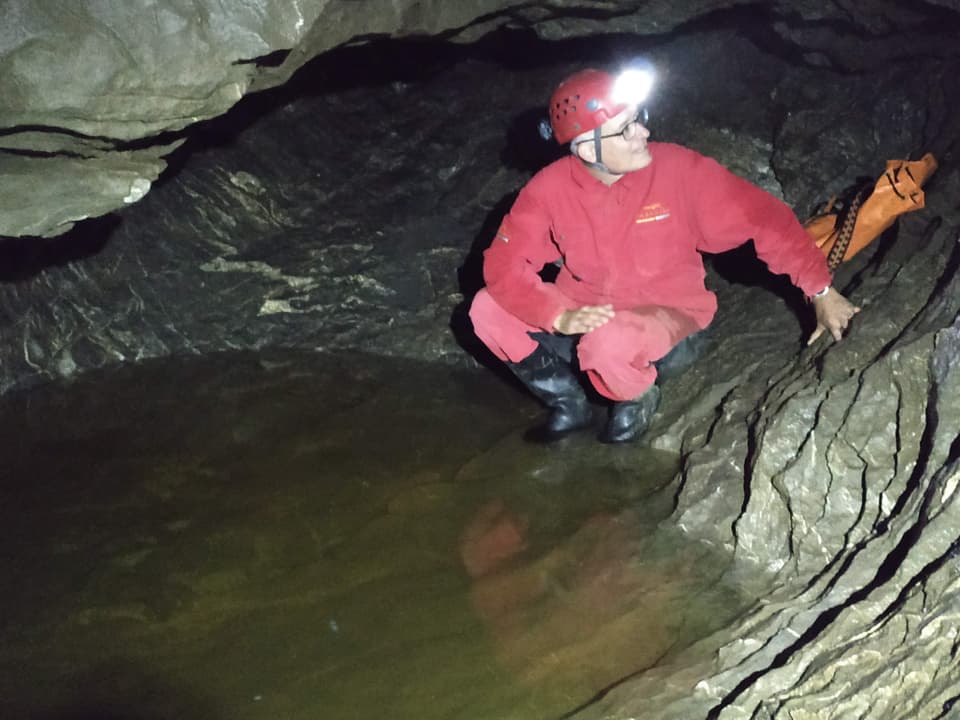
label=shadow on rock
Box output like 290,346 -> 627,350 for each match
707,241 -> 811,334
500,106 -> 567,174
450,190 -> 521,380
0,214 -> 119,283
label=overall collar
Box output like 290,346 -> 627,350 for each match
566,149 -> 653,194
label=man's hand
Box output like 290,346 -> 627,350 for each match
807,287 -> 861,345
554,304 -> 615,335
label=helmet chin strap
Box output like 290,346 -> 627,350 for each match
582,159 -> 615,174
572,127 -> 615,175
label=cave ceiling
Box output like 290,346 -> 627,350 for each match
1,0 -> 959,237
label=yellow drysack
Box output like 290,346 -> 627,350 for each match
805,153 -> 938,271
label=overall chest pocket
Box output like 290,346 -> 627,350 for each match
554,225 -> 606,282
627,213 -> 691,273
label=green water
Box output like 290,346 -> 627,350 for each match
0,351 -> 748,720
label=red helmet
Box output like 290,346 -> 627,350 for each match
548,69 -> 626,144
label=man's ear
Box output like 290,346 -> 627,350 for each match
573,139 -> 596,164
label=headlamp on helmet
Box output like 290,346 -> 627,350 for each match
542,63 -> 656,144
611,66 -> 655,107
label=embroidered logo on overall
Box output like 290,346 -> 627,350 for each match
635,202 -> 671,224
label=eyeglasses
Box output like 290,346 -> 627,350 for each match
574,107 -> 649,146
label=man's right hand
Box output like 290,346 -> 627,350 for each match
553,304 -> 616,334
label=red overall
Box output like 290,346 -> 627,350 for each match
469,143 -> 832,401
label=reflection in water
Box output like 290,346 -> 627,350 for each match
0,351 -> 752,720
461,501 -> 742,708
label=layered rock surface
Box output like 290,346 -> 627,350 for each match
2,1 -> 960,718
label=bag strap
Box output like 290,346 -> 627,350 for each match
826,181 -> 874,272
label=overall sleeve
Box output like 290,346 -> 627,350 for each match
687,152 -> 832,298
482,183 -> 574,331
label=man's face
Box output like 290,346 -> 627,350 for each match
577,105 -> 652,175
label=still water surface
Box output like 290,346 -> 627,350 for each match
1,351 -> 748,719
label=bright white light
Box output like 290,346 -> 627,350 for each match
611,67 -> 655,106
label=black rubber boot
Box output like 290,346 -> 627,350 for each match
506,344 -> 594,442
599,385 -> 661,444
654,330 -> 709,381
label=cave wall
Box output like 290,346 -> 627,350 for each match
1,0 -> 521,237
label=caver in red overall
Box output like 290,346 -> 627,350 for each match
470,68 -> 832,443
